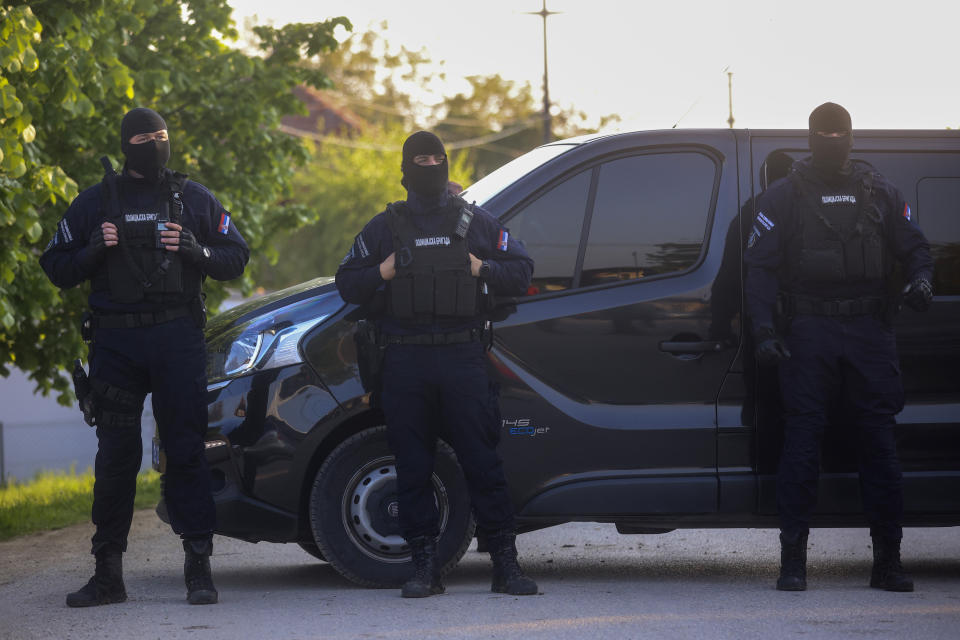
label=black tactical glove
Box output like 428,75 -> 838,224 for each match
177,228 -> 209,264
76,226 -> 109,270
754,325 -> 791,366
902,277 -> 933,312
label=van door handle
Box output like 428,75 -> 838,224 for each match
659,340 -> 727,354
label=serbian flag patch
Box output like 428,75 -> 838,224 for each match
218,212 -> 231,234
498,229 -> 509,251
903,203 -> 912,221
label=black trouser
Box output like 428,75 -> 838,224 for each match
89,315 -> 214,553
381,341 -> 514,539
777,314 -> 904,540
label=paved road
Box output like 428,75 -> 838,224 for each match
1,512 -> 959,640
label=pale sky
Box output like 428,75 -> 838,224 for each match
228,0 -> 959,132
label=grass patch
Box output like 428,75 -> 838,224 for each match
0,468 -> 161,541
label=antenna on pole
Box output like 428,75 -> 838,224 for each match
726,68 -> 735,129
525,1 -> 561,144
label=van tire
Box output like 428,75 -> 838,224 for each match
308,426 -> 475,588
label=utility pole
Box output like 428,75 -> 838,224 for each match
726,69 -> 735,129
525,1 -> 560,144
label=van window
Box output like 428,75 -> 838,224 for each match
917,177 -> 960,296
580,152 -> 716,287
505,169 -> 591,295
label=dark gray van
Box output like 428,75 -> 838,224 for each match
157,128 -> 960,587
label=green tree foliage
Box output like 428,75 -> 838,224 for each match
312,24 -> 439,129
255,125 -> 473,290
0,2 -> 349,401
435,74 -> 620,178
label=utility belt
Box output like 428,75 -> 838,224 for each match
382,328 -> 484,345
353,322 -> 486,405
779,293 -> 886,317
88,294 -> 206,330
89,306 -> 191,329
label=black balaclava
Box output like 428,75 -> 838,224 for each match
808,102 -> 853,174
401,131 -> 448,197
120,107 -> 170,182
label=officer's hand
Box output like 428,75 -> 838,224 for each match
161,222 -> 207,263
902,277 -> 933,312
77,224 -> 114,269
754,325 -> 791,366
101,222 -> 118,247
379,253 -> 396,281
469,253 -> 483,277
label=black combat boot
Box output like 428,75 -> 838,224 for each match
401,536 -> 445,598
183,538 -> 218,605
66,546 -> 127,607
870,537 -> 914,592
488,531 -> 538,595
776,531 -> 808,591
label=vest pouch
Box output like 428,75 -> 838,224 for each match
150,250 -> 184,295
844,240 -> 865,281
433,272 -> 459,316
455,273 -> 478,316
860,233 -> 884,280
799,246 -> 844,282
388,276 -> 415,319
413,273 -> 434,315
413,273 -> 436,315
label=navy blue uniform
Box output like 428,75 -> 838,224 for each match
40,172 -> 249,553
744,158 -> 932,540
336,190 -> 533,539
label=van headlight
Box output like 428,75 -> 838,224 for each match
206,294 -> 343,386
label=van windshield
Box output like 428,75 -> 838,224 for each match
460,143 -> 577,206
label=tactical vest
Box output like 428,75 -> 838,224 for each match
786,167 -> 887,289
385,199 -> 481,324
93,159 -> 199,305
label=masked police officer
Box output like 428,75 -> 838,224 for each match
40,107 -> 249,606
335,131 -> 538,598
744,103 -> 933,592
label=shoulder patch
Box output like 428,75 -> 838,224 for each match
755,212 -> 775,231
498,229 -> 509,251
58,219 -> 74,244
355,233 -> 370,258
903,203 -> 912,221
217,212 -> 231,235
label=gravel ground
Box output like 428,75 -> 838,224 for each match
1,510 -> 959,640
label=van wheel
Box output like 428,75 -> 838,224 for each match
308,425 -> 475,587
297,541 -> 326,562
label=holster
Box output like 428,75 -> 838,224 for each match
354,319 -> 385,401
80,311 -> 94,343
72,359 -> 97,427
